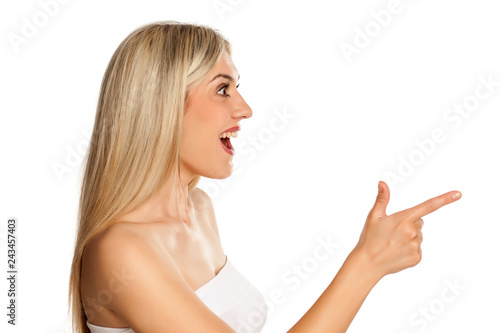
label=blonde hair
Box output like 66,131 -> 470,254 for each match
68,21 -> 231,333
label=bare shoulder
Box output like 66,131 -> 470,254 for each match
191,187 -> 220,239
85,222 -> 146,260
82,223 -> 152,290
85,222 -> 178,283
82,222 -> 234,332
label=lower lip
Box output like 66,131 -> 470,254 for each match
220,139 -> 234,155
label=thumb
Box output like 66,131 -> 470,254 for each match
370,181 -> 390,219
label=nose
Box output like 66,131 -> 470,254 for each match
232,91 -> 253,120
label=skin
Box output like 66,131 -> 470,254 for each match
80,52 -> 462,332
287,182 -> 461,332
80,51 -> 252,330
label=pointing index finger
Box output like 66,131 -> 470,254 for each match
403,190 -> 462,221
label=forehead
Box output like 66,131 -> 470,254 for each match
186,52 -> 239,101
209,52 -> 238,79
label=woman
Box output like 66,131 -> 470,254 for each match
68,21 -> 462,333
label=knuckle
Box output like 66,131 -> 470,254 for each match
406,225 -> 418,239
408,251 -> 422,266
413,252 -> 422,265
375,193 -> 385,203
418,220 -> 424,230
410,241 -> 420,251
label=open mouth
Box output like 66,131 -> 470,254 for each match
219,130 -> 238,155
220,136 -> 234,150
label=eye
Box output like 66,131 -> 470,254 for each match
217,84 -> 230,97
217,83 -> 240,97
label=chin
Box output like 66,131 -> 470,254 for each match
205,164 -> 234,180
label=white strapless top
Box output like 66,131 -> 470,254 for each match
86,256 -> 267,332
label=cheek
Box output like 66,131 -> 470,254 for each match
181,112 -> 218,155
182,95 -> 228,157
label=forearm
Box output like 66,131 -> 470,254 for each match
287,249 -> 381,333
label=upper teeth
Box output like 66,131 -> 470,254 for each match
220,132 -> 238,138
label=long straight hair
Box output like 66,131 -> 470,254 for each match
68,21 -> 231,333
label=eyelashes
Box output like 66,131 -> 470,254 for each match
217,83 -> 240,97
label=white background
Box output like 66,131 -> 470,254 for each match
1,0 -> 499,332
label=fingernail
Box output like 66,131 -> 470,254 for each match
452,191 -> 462,200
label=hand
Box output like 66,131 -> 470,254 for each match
352,181 -> 462,280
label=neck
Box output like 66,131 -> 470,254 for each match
117,166 -> 197,225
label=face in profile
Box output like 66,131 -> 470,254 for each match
180,52 -> 252,180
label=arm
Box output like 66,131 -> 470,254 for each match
288,249 -> 379,333
288,181 -> 462,332
92,225 -> 236,333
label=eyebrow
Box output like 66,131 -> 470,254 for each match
209,73 -> 240,83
